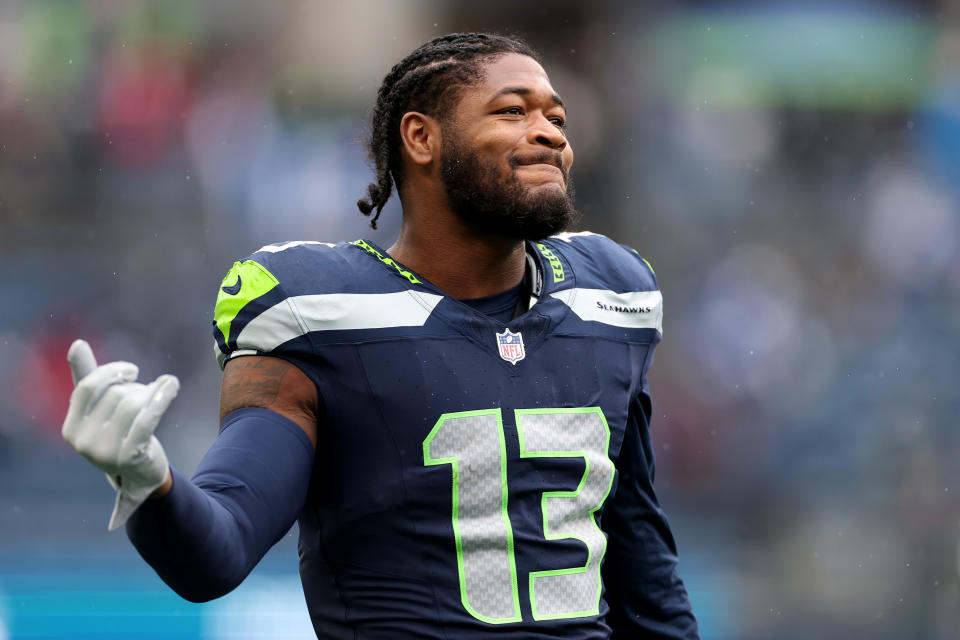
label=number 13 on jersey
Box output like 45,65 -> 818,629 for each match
423,407 -> 615,624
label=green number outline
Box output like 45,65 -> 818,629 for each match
422,409 -> 522,624
515,407 -> 614,621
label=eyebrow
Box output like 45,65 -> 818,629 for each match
489,86 -> 564,108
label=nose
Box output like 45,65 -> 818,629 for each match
528,113 -> 566,151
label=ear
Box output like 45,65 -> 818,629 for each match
399,111 -> 441,167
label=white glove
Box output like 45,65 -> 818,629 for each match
62,339 -> 179,530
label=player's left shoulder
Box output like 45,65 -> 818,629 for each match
542,230 -> 659,293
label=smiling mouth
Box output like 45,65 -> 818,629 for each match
512,151 -> 563,169
512,154 -> 566,181
516,163 -> 565,186
518,163 -> 564,180
520,162 -> 561,169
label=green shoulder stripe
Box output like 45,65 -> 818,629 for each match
349,239 -> 421,283
641,256 -> 655,276
214,259 -> 280,345
627,246 -> 656,276
535,243 -> 565,283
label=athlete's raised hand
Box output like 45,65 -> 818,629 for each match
62,339 -> 179,530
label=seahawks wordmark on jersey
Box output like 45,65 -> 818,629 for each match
212,232 -> 697,639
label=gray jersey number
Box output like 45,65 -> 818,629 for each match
423,407 -> 614,624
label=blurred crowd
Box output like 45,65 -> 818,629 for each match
1,1 -> 959,638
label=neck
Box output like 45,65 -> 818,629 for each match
387,198 -> 526,299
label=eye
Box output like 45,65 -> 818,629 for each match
499,106 -> 524,116
549,116 -> 567,129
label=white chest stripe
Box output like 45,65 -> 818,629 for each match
551,288 -> 663,333
236,291 -> 444,352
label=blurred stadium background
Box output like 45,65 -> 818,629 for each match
1,0 -> 958,638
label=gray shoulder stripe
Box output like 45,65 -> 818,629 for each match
235,291 -> 444,353
552,288 -> 663,333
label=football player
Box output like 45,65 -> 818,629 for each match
63,33 -> 699,639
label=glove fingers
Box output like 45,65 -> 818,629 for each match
74,361 -> 140,412
67,339 -> 99,386
125,375 -> 179,447
63,361 -> 140,442
109,383 -> 151,433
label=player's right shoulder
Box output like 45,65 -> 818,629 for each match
212,240 -> 360,369
242,240 -> 354,291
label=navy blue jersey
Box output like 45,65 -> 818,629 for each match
212,232 -> 698,639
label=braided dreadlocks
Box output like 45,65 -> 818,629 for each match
357,33 -> 540,228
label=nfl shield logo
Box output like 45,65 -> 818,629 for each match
496,328 -> 526,364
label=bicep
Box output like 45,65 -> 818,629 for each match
219,356 -> 318,448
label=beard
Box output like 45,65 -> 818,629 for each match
440,135 -> 578,241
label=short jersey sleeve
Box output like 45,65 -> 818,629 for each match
545,231 -> 663,337
212,257 -> 302,370
622,244 -> 658,288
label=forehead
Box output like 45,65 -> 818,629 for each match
481,53 -> 550,86
473,53 -> 557,99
